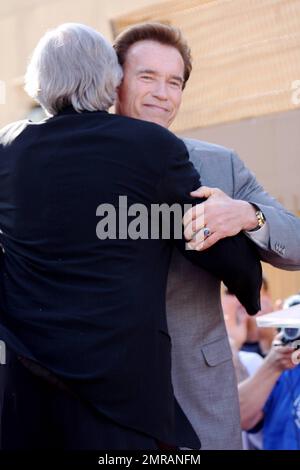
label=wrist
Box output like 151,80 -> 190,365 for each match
240,201 -> 259,231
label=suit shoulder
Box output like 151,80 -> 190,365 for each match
115,114 -> 184,149
0,119 -> 29,147
182,137 -> 233,158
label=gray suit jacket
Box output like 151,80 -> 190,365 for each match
167,138 -> 300,450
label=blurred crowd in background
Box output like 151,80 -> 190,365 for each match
222,279 -> 300,450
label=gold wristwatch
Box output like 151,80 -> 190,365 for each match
251,206 -> 266,231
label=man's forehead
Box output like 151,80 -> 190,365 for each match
126,39 -> 183,64
127,39 -> 170,53
126,39 -> 184,72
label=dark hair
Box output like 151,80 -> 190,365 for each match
114,22 -> 192,89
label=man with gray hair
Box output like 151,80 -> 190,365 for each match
0,23 -> 262,450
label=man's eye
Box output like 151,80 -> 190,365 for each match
169,81 -> 181,88
140,75 -> 153,80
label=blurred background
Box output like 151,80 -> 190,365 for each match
0,0 -> 299,302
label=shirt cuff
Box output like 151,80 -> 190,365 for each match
244,221 -> 270,250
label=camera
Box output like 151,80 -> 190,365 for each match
281,327 -> 300,344
280,294 -> 300,344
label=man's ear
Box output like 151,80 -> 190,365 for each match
116,78 -> 124,95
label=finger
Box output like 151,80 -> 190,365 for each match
190,231 -> 221,251
281,345 -> 299,354
291,350 -> 300,365
190,186 -> 215,199
184,221 -> 201,241
183,221 -> 193,242
185,227 -> 206,250
184,216 -> 206,241
182,206 -> 194,228
187,228 -> 206,248
183,204 -> 204,232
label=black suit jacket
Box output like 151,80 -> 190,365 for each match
0,107 -> 261,447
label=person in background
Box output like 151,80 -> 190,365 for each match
222,278 -> 276,358
231,294 -> 300,449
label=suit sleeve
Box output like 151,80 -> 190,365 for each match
156,137 -> 201,206
156,137 -> 262,315
231,151 -> 300,269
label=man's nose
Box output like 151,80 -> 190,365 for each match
152,81 -> 168,100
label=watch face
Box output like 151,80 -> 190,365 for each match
256,210 -> 265,227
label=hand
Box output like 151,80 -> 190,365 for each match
265,334 -> 299,373
183,186 -> 258,251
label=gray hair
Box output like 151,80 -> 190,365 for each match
24,23 -> 123,115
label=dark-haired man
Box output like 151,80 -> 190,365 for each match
114,22 -> 300,449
